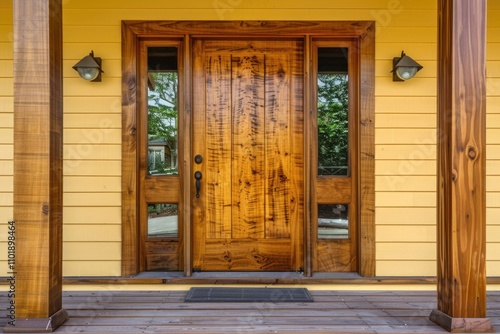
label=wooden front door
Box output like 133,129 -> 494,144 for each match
192,39 -> 304,271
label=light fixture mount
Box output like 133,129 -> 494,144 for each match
72,50 -> 103,82
391,51 -> 423,81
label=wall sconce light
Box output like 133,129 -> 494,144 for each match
72,51 -> 103,82
391,51 -> 423,81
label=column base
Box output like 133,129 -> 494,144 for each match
4,308 -> 68,333
430,309 -> 495,333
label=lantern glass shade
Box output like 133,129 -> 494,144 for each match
76,67 -> 100,81
395,66 -> 419,81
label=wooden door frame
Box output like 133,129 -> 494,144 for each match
137,39 -> 184,272
121,21 -> 375,277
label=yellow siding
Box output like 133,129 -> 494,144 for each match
489,6 -> 500,282
64,176 -> 121,192
489,208 -> 500,224
377,243 -> 435,261
64,161 -> 121,176
63,261 -> 121,277
62,12 -> 121,281
376,114 -> 436,128
375,129 -> 437,144
377,226 -> 435,243
376,207 -> 436,225
64,129 -> 121,145
0,193 -> 12,206
488,161 -> 500,175
376,97 -> 436,113
375,161 -> 436,176
63,207 -> 121,225
64,145 -> 121,161
0,176 -> 13,192
64,225 -> 121,242
377,261 -> 436,277
0,0 -> 499,278
64,193 -> 121,207
376,176 -> 435,192
0,2 -> 12,277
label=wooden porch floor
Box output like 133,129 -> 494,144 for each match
1,290 -> 499,333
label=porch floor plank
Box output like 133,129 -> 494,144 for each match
1,290 -> 498,333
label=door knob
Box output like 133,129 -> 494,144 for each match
194,171 -> 202,198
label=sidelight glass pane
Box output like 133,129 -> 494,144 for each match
148,203 -> 178,238
317,47 -> 349,176
147,47 -> 179,175
318,204 -> 349,239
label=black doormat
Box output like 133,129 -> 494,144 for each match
185,287 -> 313,302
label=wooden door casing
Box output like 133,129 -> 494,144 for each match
122,21 -> 375,277
192,39 -> 304,271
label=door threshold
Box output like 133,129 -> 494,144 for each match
133,271 -> 367,284
136,271 -> 362,279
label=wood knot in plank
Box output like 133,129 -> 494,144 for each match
467,147 -> 477,160
360,118 -> 373,126
42,202 -> 49,214
451,170 -> 457,181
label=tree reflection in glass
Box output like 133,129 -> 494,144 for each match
147,71 -> 178,175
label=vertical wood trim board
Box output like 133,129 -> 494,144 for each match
121,22 -> 139,276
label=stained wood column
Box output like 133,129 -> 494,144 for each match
430,0 -> 493,332
7,0 -> 68,332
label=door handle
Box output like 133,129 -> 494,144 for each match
194,171 -> 202,198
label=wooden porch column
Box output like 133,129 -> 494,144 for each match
6,0 -> 68,332
430,0 -> 493,332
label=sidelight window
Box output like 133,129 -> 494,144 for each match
316,47 -> 352,242
317,47 -> 349,176
313,42 -> 358,271
147,47 -> 179,176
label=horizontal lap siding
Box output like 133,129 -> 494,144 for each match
0,0 -> 499,278
62,13 -> 121,274
487,8 -> 500,276
375,3 -> 499,277
0,4 -> 13,277
373,2 -> 436,276
63,202 -> 121,276
369,2 -> 438,276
